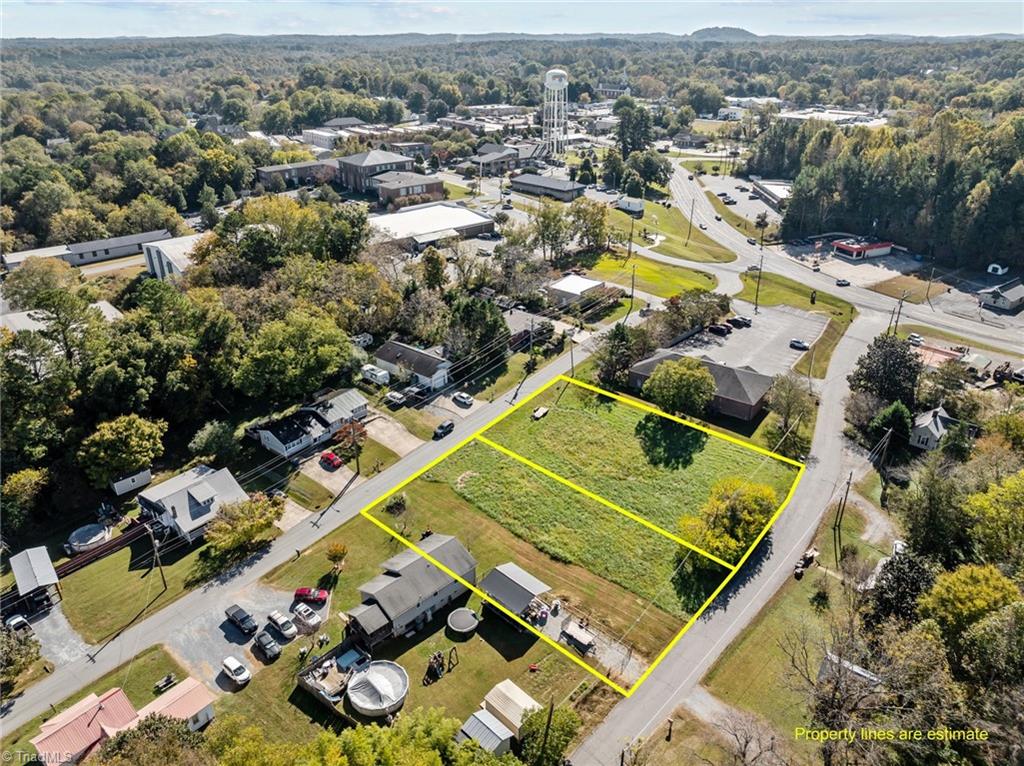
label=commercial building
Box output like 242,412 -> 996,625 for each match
369,201 -> 495,250
347,533 -> 477,647
385,141 -> 432,159
370,171 -> 444,206
302,128 -> 345,149
138,465 -> 248,543
337,149 -> 415,193
749,177 -> 793,211
323,116 -> 366,129
2,301 -> 122,333
979,277 -> 1024,312
546,274 -> 606,307
256,159 -> 338,188
373,339 -> 452,390
463,144 -> 520,176
595,82 -> 631,99
250,389 -> 369,458
832,238 -> 893,260
143,233 -> 206,280
717,106 -> 748,121
509,173 -> 585,202
3,230 -> 172,270
778,107 -> 887,129
673,131 -> 711,149
628,352 -> 774,421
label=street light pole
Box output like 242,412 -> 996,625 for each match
753,250 -> 765,314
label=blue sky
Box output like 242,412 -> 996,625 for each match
2,1 -> 1020,39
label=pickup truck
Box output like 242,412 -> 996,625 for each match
225,604 -> 258,635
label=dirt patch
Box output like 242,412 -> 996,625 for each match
455,470 -> 479,490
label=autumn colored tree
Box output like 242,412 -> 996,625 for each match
77,415 -> 167,489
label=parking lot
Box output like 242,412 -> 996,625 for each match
166,582 -> 330,692
699,174 -> 781,224
676,300 -> 830,376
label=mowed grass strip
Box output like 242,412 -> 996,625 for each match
868,273 -> 945,304
587,252 -> 718,298
608,199 -> 736,264
736,272 -> 857,379
481,382 -> 800,542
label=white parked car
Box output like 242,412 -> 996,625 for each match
293,602 -> 322,629
907,333 -> 924,346
268,609 -> 298,639
452,392 -> 474,407
222,656 -> 251,686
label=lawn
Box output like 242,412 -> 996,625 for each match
444,181 -> 472,200
587,252 -> 718,298
366,459 -> 697,661
463,351 -> 563,402
703,190 -> 780,241
591,297 -> 647,324
736,272 -> 857,379
388,406 -> 443,441
232,446 -> 335,511
869,273 -> 946,304
59,534 -> 208,644
1,646 -> 186,759
703,505 -> 890,761
346,436 -> 400,474
608,198 -> 737,263
481,381 -> 800,550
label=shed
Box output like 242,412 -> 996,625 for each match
480,562 -> 551,615
482,679 -> 541,737
457,709 -> 514,754
110,467 -> 152,496
9,547 -> 59,597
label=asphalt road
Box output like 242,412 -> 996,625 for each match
0,318 -> 616,732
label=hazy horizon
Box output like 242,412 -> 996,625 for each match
2,1 -> 1021,40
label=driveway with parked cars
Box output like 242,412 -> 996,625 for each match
674,301 -> 830,376
165,582 -> 329,692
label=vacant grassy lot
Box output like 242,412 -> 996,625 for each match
737,272 -> 857,379
482,382 -> 800,546
587,252 -> 718,298
869,273 -> 946,304
1,646 -> 185,759
608,198 -> 736,263
704,506 -> 890,762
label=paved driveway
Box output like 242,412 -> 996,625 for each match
28,605 -> 92,666
674,301 -> 830,376
364,410 -> 423,457
166,582 -> 329,692
300,457 -> 358,495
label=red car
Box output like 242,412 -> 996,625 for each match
320,450 -> 342,468
294,587 -> 329,604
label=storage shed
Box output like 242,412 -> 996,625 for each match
481,679 -> 541,738
457,709 -> 515,754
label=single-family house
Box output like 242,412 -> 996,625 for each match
481,679 -> 541,738
251,389 -> 369,458
30,688 -> 139,764
374,340 -> 452,390
338,150 -> 415,193
911,406 -> 958,451
546,274 -> 606,308
979,277 -> 1024,312
138,465 -> 248,542
136,677 -> 215,731
628,352 -> 774,421
457,709 -> 515,755
348,533 -> 477,647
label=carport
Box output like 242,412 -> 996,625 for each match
480,562 -> 550,617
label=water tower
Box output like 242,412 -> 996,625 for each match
543,68 -> 569,158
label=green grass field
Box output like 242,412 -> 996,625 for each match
895,324 -> 1015,356
736,272 -> 857,378
482,381 -> 800,548
702,190 -> 780,241
232,447 -> 334,511
587,252 -> 718,298
1,646 -> 186,759
444,181 -> 472,200
608,199 -> 737,264
347,437 -> 400,474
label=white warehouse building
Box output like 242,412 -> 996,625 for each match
143,234 -> 206,280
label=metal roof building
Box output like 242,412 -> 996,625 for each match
9,547 -> 59,596
480,562 -> 551,615
457,709 -> 515,754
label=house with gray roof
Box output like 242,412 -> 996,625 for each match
628,351 -> 774,421
509,173 -> 585,201
370,171 -> 443,205
979,277 -> 1024,312
348,533 -> 477,647
251,389 -> 369,458
373,340 -> 451,390
911,406 -> 958,451
337,149 -> 414,192
138,465 -> 248,543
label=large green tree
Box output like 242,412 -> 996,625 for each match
519,707 -> 581,766
917,563 -> 1021,650
641,357 -> 716,417
77,414 -> 167,488
680,478 -> 778,569
848,334 -> 923,406
964,470 -> 1024,575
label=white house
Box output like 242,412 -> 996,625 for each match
911,406 -> 957,451
546,274 -> 606,307
373,340 -> 451,390
143,234 -> 205,280
348,534 -> 477,647
252,389 -> 369,458
3,230 -> 172,270
137,465 -> 248,542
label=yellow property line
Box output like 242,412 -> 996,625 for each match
475,434 -> 736,572
352,373 -> 805,697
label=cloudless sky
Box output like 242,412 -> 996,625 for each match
2,1 -> 1020,39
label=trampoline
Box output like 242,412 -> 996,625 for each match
447,608 -> 480,635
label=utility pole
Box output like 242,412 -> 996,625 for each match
886,305 -> 896,334
833,471 -> 853,567
569,338 -> 575,377
924,265 -> 936,308
685,198 -> 695,243
145,524 -> 167,590
753,250 -> 765,314
623,264 -> 637,323
627,216 -> 635,260
534,702 -> 554,766
893,291 -> 908,335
